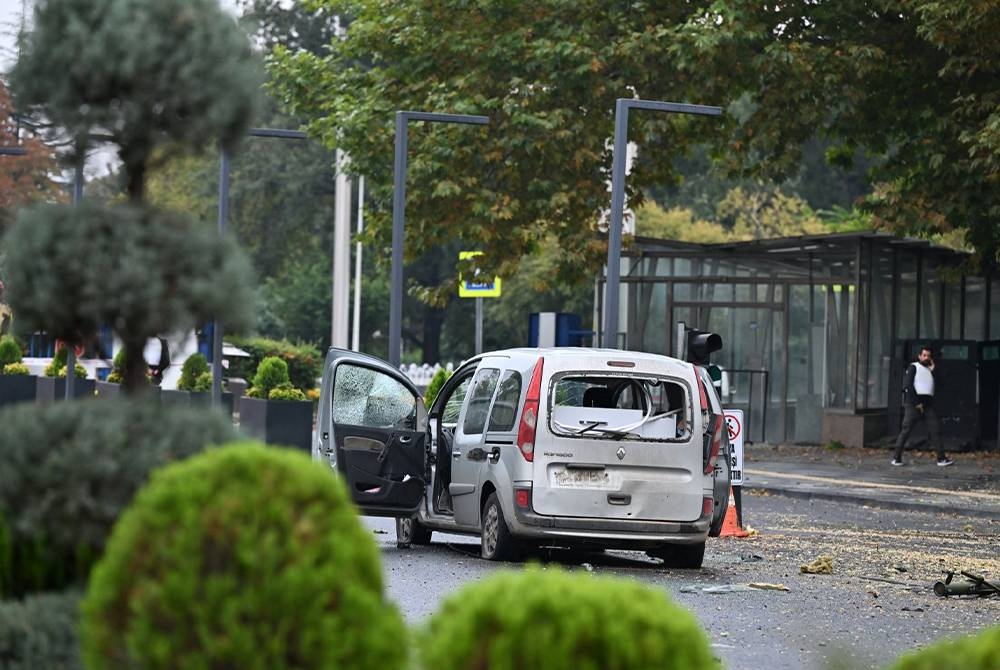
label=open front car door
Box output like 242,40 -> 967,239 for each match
326,353 -> 427,517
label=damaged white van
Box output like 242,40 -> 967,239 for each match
314,347 -> 731,568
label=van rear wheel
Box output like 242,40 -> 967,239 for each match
481,493 -> 520,561
396,516 -> 432,548
649,541 -> 705,569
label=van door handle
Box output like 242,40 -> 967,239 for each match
398,435 -> 412,444
488,447 -> 501,464
452,450 -> 462,460
607,494 -> 631,506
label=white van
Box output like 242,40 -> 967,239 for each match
315,347 -> 731,568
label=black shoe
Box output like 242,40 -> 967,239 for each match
937,458 -> 954,467
890,458 -> 905,466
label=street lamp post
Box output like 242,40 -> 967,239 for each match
389,111 -> 489,368
212,127 -> 308,406
603,99 -> 722,349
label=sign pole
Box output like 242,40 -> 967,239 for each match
475,297 -> 483,354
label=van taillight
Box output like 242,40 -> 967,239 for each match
517,357 -> 544,462
704,414 -> 723,475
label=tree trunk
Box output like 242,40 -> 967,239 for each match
123,339 -> 149,395
421,306 -> 446,364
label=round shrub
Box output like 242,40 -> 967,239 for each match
268,382 -> 307,401
0,399 -> 239,597
0,337 -> 22,368
43,345 -> 70,377
177,353 -> 209,391
57,362 -> 89,379
420,566 -> 715,670
251,355 -> 291,397
2,362 -> 29,376
81,443 -> 407,670
891,624 -> 999,670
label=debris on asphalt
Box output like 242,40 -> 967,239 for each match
740,553 -> 764,563
372,529 -> 388,534
901,606 -> 925,612
748,582 -> 789,592
800,554 -> 834,574
893,565 -> 908,573
680,583 -> 756,594
933,570 -> 1000,598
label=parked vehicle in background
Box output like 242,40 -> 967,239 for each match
315,347 -> 731,568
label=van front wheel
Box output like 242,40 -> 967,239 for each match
396,516 -> 432,548
649,541 -> 705,569
481,493 -> 520,561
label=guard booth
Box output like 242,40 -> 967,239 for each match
888,339 -> 1000,450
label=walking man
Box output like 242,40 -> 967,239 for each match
892,345 -> 954,467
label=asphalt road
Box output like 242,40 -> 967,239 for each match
364,491 -> 1000,670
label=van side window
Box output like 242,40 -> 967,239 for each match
487,370 -> 522,432
441,376 -> 472,425
462,367 -> 500,435
332,363 -> 416,429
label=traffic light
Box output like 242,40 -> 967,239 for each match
686,328 -> 722,365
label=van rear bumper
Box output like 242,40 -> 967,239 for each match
510,507 -> 711,544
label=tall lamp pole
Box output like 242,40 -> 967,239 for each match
603,99 -> 721,349
389,111 -> 488,368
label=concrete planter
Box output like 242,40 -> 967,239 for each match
160,389 -> 191,405
190,391 -> 235,416
94,380 -> 121,399
0,375 -> 38,408
36,377 -> 96,405
239,396 -> 312,452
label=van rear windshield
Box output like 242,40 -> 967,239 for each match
548,374 -> 691,442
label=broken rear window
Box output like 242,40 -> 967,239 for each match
548,374 -> 691,442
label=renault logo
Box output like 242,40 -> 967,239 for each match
616,447 -> 626,460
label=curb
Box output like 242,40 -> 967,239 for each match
743,482 -> 1000,521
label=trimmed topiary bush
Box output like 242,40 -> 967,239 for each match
0,337 -> 22,368
193,371 -> 212,392
250,355 -> 290,398
420,566 -> 716,670
0,399 -> 239,597
56,363 -> 88,379
0,591 -> 82,670
891,624 -> 1000,670
177,352 -> 209,391
80,443 -> 407,670
226,336 -> 321,392
424,367 -> 452,406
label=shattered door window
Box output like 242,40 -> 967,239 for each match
332,363 -> 416,429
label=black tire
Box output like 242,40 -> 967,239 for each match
649,541 -> 706,569
395,516 -> 432,548
480,492 -> 520,561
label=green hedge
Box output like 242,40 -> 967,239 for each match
420,566 -> 716,670
0,591 -> 82,670
81,443 -> 407,670
891,624 -> 1000,670
0,399 -> 239,597
226,336 -> 321,391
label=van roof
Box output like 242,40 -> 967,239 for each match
474,347 -> 695,374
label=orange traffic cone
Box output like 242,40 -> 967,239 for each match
719,486 -> 750,538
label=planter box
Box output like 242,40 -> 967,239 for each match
239,396 -> 312,452
190,391 -> 235,416
36,377 -> 96,405
0,375 -> 38,408
160,389 -> 192,405
94,380 -> 121,399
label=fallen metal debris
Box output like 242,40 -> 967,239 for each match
748,582 -> 790,592
933,570 -> 1000,598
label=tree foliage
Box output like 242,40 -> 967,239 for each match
0,82 -> 64,235
10,0 -> 262,201
664,0 -> 1000,269
4,204 -> 254,389
269,1 -> 725,300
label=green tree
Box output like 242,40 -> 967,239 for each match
665,0 -> 1000,270
269,1 -> 724,302
7,0 -> 262,391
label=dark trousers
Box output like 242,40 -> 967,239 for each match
894,403 -> 945,461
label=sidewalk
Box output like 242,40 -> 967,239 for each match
742,445 -> 1000,520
